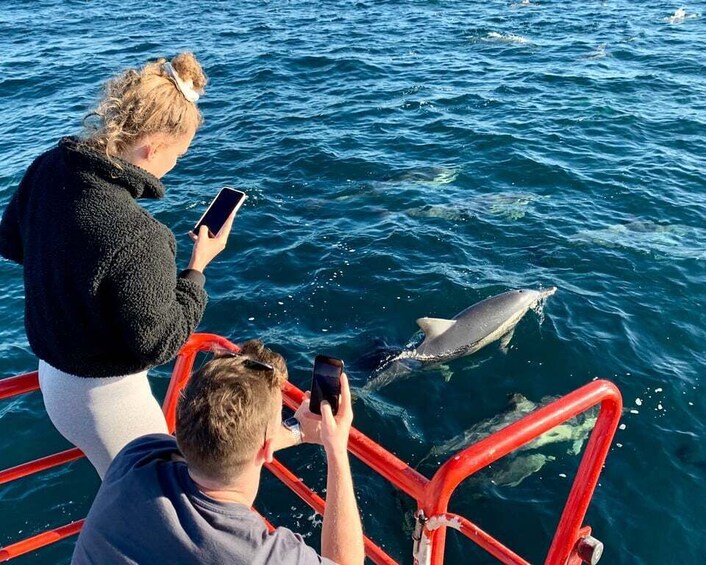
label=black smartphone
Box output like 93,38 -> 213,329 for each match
193,187 -> 247,237
309,355 -> 344,416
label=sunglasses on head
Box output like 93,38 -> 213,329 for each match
241,357 -> 274,374
213,349 -> 274,375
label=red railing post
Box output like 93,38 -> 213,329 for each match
0,335 -> 623,565
545,386 -> 622,564
161,333 -> 239,432
419,380 -> 622,565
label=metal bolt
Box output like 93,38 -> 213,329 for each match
576,535 -> 604,565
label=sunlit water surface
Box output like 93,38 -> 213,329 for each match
0,1 -> 705,563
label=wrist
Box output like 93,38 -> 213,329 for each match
187,259 -> 206,273
283,417 -> 302,446
325,445 -> 350,465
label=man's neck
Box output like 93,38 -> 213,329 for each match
188,466 -> 261,507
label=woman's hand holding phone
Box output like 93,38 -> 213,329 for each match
187,187 -> 246,273
187,210 -> 236,272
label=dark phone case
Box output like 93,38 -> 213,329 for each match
194,188 -> 245,236
309,357 -> 343,415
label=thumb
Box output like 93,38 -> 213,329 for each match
320,401 -> 335,429
221,209 -> 237,233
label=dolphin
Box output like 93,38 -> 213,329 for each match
573,220 -> 706,260
381,166 -> 459,186
488,452 -> 556,488
422,394 -> 598,464
364,287 -> 556,390
406,191 -> 546,222
417,393 -> 598,488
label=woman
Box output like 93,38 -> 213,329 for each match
0,53 -> 231,478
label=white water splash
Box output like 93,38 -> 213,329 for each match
665,8 -> 699,23
484,31 -> 531,45
529,288 -> 555,325
586,43 -> 608,59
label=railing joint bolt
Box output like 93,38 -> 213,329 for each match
576,535 -> 604,565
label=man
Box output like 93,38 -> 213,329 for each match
71,340 -> 365,564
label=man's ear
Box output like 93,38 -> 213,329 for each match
263,437 -> 276,464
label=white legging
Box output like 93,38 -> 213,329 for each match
38,360 -> 169,479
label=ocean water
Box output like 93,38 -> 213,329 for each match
1,1 -> 705,563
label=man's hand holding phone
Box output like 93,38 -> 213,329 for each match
294,356 -> 352,455
319,372 -> 353,460
303,357 -> 363,565
293,392 -> 322,444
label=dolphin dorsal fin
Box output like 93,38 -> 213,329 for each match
416,317 -> 456,340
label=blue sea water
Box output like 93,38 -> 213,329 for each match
1,1 -> 705,563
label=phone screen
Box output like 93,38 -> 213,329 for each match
309,355 -> 344,415
193,187 -> 247,236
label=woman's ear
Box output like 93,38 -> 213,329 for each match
144,140 -> 160,162
128,139 -> 154,162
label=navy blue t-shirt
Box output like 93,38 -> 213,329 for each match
71,434 -> 333,565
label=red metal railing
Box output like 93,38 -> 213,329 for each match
0,334 -> 622,564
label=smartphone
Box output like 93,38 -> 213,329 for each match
309,355 -> 344,416
193,187 -> 247,237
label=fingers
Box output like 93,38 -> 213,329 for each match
188,231 -> 197,242
338,372 -> 352,419
320,401 -> 336,430
226,208 -> 237,225
198,225 -> 210,239
216,210 -> 237,239
299,397 -> 311,412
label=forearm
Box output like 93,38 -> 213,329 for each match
321,451 -> 364,565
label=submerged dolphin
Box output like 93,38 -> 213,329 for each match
422,393 -> 597,464
418,393 -> 597,488
365,287 -> 556,390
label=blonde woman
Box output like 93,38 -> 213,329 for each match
0,53 -> 231,478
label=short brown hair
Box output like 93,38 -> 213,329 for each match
176,340 -> 288,482
83,52 -> 208,158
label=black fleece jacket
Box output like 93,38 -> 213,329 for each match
0,137 -> 207,378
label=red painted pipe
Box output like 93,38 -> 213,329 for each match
0,447 -> 83,485
0,334 -> 623,565
0,520 -> 84,562
545,385 -> 622,564
162,333 -> 240,432
422,380 -> 622,565
0,372 -> 39,400
420,512 -> 529,565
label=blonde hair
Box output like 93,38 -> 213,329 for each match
176,340 -> 288,483
83,52 -> 208,158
